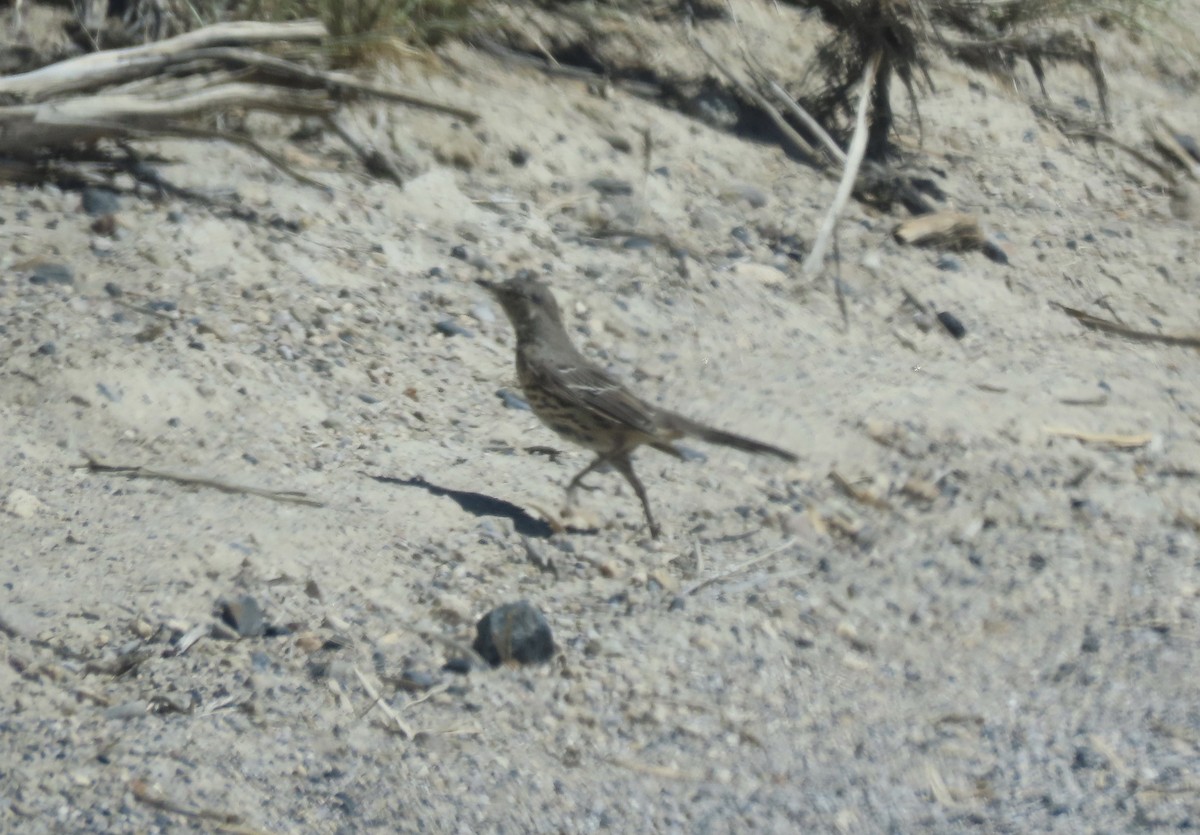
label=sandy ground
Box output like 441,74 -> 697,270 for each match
3,3 -> 1200,832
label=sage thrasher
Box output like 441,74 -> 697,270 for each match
479,273 -> 797,538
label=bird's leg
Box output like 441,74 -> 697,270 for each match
611,452 -> 661,539
566,454 -> 608,503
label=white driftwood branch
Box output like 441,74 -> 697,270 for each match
0,84 -> 333,151
0,20 -> 328,100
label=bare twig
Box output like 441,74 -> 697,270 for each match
353,666 -> 414,738
681,538 -> 798,598
130,778 -> 270,835
323,115 -> 405,187
1054,303 -> 1200,349
801,52 -> 882,279
1044,428 -> 1153,449
82,452 -> 325,507
758,75 -> 846,166
692,35 -> 827,166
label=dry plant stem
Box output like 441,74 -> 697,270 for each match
83,452 -> 325,507
323,115 -> 405,186
1061,127 -> 1176,183
681,538 -> 798,598
802,51 -> 882,279
190,47 -> 479,122
129,779 -> 269,835
353,666 -> 414,738
1054,303 -> 1200,349
0,20 -> 327,100
758,75 -> 846,166
692,36 -> 828,166
143,124 -> 330,191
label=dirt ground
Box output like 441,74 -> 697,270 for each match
3,3 -> 1199,832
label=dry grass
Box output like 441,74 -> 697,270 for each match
799,0 -> 1194,160
237,0 -> 480,65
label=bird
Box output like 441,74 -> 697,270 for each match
478,273 -> 797,538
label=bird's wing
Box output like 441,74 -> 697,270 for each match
528,356 -> 664,436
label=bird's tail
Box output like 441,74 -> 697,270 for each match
661,413 -> 798,462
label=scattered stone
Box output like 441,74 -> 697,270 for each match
435,319 -> 473,338
936,254 -> 962,272
450,243 -> 470,261
5,489 -> 45,519
166,209 -> 186,223
497,388 -> 531,410
589,178 -> 633,196
732,262 -> 787,286
394,669 -> 438,692
443,656 -> 473,675
470,303 -> 495,324
217,594 -> 267,638
1176,133 -> 1200,162
936,311 -> 966,339
472,600 -> 556,667
81,188 -> 120,216
103,281 -> 123,297
36,342 -> 57,356
28,262 -> 74,285
509,147 -> 530,166
90,214 -> 119,237
104,702 -> 146,721
90,236 -> 114,256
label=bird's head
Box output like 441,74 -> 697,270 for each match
476,272 -> 566,337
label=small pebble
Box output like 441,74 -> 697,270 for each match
435,319 -> 473,338
218,594 -> 267,638
103,282 -> 123,297
936,254 -> 962,272
395,669 -> 438,692
936,311 -> 966,339
497,389 -> 531,410
81,188 -> 120,216
509,147 -> 530,166
450,244 -> 470,261
29,263 -> 74,285
589,178 -> 633,196
36,342 -> 57,356
472,601 -> 556,667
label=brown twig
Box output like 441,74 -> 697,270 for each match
82,452 -> 325,507
1054,303 -> 1200,349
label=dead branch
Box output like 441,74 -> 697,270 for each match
0,18 -> 478,193
1,83 -> 333,151
0,20 -> 327,101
